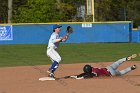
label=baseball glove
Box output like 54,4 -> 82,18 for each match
66,26 -> 73,36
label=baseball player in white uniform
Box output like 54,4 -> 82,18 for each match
47,24 -> 68,78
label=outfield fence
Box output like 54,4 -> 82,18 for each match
0,21 -> 138,44
132,29 -> 140,43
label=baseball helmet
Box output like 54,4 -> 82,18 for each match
83,64 -> 92,73
53,24 -> 62,30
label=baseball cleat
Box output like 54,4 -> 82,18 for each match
47,70 -> 55,78
127,54 -> 137,61
48,74 -> 55,78
131,65 -> 137,70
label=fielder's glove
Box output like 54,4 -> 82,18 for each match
66,26 -> 73,36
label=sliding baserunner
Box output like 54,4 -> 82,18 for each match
69,54 -> 137,79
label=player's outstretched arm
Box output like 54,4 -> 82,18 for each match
68,72 -> 97,79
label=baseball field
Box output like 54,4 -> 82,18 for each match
0,43 -> 140,93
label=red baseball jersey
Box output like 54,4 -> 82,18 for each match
92,68 -> 111,76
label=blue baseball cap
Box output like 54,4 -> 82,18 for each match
53,24 -> 62,30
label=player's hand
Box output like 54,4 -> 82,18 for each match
61,36 -> 68,42
70,76 -> 84,79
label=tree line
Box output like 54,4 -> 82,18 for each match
0,0 -> 140,27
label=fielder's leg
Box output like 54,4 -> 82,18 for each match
49,58 -> 60,73
47,48 -> 61,77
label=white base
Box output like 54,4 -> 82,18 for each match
39,77 -> 55,81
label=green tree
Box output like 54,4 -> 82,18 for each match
13,0 -> 59,22
93,0 -> 140,27
0,0 -> 8,23
126,0 -> 140,27
13,0 -> 78,23
1,0 -> 140,26
94,0 -> 122,21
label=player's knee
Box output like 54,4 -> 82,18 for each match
56,57 -> 61,63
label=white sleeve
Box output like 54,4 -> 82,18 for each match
52,38 -> 62,43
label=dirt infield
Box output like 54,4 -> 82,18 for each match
0,62 -> 140,93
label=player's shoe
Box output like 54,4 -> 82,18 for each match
48,73 -> 55,78
47,70 -> 55,78
131,65 -> 137,70
127,54 -> 137,61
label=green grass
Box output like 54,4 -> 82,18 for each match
0,43 -> 140,67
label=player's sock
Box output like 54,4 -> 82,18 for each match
49,61 -> 59,73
